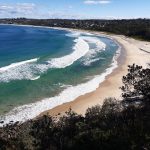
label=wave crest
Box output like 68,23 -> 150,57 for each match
80,36 -> 106,66
47,37 -> 89,68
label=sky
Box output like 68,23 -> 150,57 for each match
0,0 -> 150,19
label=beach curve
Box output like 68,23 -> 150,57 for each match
0,27 -> 120,126
41,29 -> 150,117
0,26 -> 149,126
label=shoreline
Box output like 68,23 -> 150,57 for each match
0,25 -> 121,126
0,24 -> 149,125
41,28 -> 150,117
40,30 -> 125,117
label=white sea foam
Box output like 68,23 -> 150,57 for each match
83,58 -> 101,66
47,37 -> 89,68
47,36 -> 106,68
82,36 -> 106,50
65,31 -> 81,37
84,33 -> 94,36
0,58 -> 38,72
30,76 -> 41,80
0,59 -> 39,82
0,64 -> 37,82
80,36 -> 106,66
0,46 -> 121,126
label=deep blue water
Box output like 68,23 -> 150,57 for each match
0,25 -> 73,67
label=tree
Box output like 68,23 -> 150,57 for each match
121,64 -> 150,102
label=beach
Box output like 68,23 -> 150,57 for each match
41,30 -> 150,116
0,25 -> 150,125
0,25 -> 121,125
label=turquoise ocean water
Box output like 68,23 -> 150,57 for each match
0,25 -> 119,125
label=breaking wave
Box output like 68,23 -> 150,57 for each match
0,33 -> 106,83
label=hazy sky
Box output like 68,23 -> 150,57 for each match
0,0 -> 150,19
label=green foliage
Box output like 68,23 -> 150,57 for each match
121,64 -> 150,101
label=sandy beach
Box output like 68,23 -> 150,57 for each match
41,30 -> 150,117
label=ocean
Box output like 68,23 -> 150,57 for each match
0,25 -> 119,125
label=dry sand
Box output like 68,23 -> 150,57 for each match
41,30 -> 150,117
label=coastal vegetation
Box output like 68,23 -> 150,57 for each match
0,64 -> 150,150
0,18 -> 150,41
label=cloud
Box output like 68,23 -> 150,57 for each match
0,3 -> 37,18
68,5 -> 73,9
0,2 -> 112,19
84,0 -> 111,5
0,3 -> 90,19
47,11 -> 90,19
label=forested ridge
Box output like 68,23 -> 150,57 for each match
0,18 -> 150,41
